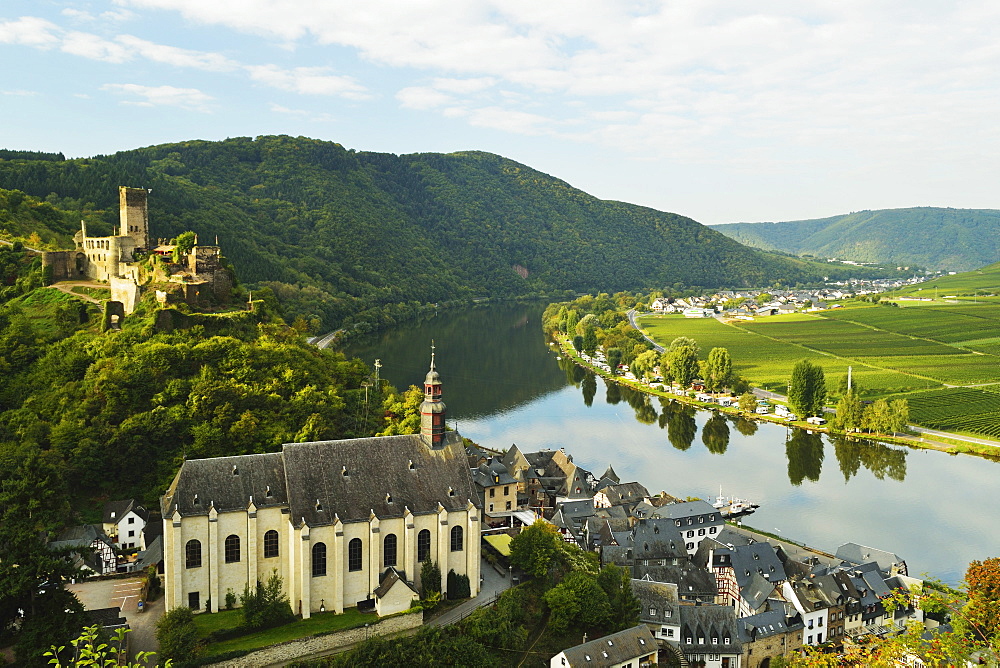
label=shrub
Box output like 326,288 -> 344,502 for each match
157,607 -> 199,665
240,569 -> 294,631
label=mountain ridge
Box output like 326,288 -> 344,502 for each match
710,207 -> 1000,271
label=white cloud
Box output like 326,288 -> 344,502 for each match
61,31 -> 130,62
115,35 -> 238,71
0,16 -> 60,46
246,65 -> 369,99
101,83 -> 214,111
269,103 -> 336,121
396,86 -> 454,111
1,89 -> 38,96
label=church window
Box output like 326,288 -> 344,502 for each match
263,530 -> 279,558
225,535 -> 240,563
313,542 -> 327,577
348,538 -> 363,572
417,529 -> 431,562
451,526 -> 463,552
384,533 -> 398,567
185,540 -> 202,569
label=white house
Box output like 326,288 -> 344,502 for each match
103,499 -> 149,550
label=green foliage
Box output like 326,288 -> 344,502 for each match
788,359 -> 826,417
157,607 -> 199,665
701,412 -> 730,454
420,557 -> 441,598
710,207 -> 1000,272
832,389 -> 864,431
379,385 -> 423,436
241,569 -> 295,631
300,625 -> 499,667
446,570 -> 471,600
595,564 -> 640,631
543,570 -> 613,633
737,391 -> 757,412
572,334 -> 583,352
606,347 -> 622,371
509,519 -> 562,578
662,336 -> 700,387
46,624 -> 167,668
171,230 -> 196,263
705,347 -> 734,391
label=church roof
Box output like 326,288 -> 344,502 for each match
162,431 -> 478,527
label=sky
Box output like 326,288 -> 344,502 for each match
3,1 -> 1000,225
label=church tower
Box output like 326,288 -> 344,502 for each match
419,344 -> 447,448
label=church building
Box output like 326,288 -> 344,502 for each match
161,353 -> 481,617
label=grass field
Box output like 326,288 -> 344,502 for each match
638,303 -> 1000,439
637,314 -> 936,395
894,260 -> 1000,296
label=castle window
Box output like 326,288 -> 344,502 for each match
451,525 -> 463,552
185,540 -> 202,569
263,530 -> 279,558
417,529 -> 431,562
348,538 -> 363,572
224,534 -> 240,563
384,533 -> 397,567
312,542 -> 327,577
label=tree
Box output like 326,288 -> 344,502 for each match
420,557 -> 441,597
964,557 -> 1000,648
862,398 -> 893,434
596,564 -> 640,631
606,347 -> 622,372
509,520 -> 561,578
171,231 -> 196,263
631,349 -> 660,381
240,569 -> 294,630
737,392 -> 757,413
156,607 -> 198,665
47,625 -> 168,668
889,398 -> 910,433
572,334 -> 583,352
543,571 -> 612,633
582,326 -> 598,355
701,413 -> 730,454
705,347 -> 733,391
447,570 -> 471,600
662,337 -> 700,388
832,389 -> 864,431
788,359 -> 826,417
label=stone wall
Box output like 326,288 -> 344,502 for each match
202,610 -> 423,668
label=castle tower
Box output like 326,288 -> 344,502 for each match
419,343 -> 447,448
119,186 -> 149,248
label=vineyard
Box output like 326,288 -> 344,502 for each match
907,388 -> 1000,438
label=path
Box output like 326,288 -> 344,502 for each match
46,280 -> 106,304
427,556 -> 513,627
626,309 -> 664,352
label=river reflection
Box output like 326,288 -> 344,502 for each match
344,303 -> 995,583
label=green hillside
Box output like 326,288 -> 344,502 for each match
894,261 -> 1000,297
710,207 -> 1000,271
0,136 -> 895,332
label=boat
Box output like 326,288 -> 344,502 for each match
712,486 -> 760,518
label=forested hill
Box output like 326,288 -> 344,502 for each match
710,207 -> 1000,272
0,136 -> 891,331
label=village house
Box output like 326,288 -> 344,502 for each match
652,500 -> 724,555
550,624 -> 658,668
103,499 -> 149,550
160,355 -> 480,617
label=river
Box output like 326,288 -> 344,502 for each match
343,303 -> 994,584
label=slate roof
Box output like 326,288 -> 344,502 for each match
103,499 -> 148,524
559,624 -> 656,667
636,566 -> 718,598
835,542 -> 906,575
679,604 -> 742,653
598,482 -> 650,506
725,542 -> 787,588
652,500 -> 721,524
373,566 -> 417,599
741,572 -> 778,611
162,431 -> 479,527
632,578 -> 680,625
472,458 -> 517,488
738,609 -> 802,643
136,535 -> 163,571
631,518 -> 688,561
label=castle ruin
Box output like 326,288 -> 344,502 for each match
42,186 -> 232,313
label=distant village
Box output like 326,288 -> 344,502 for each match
651,277 -> 928,320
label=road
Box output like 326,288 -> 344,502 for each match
46,280 -> 107,304
427,556 -> 513,627
67,576 -> 164,661
626,309 -> 664,352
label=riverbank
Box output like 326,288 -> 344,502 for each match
553,334 -> 1000,460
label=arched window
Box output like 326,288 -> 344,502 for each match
450,525 -> 463,552
185,539 -> 202,569
348,538 -> 363,572
224,534 -> 241,563
312,542 -> 327,577
383,533 -> 397,568
263,530 -> 279,558
417,529 -> 431,563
